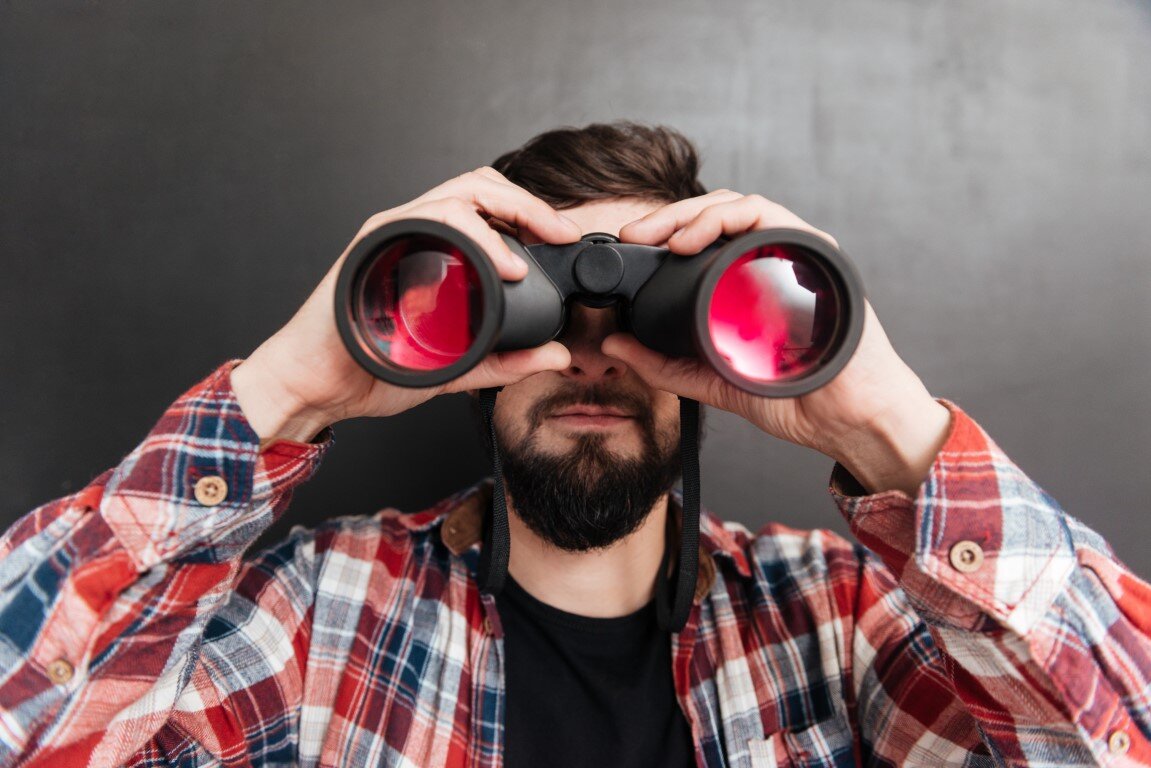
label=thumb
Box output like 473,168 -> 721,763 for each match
446,342 -> 572,392
602,333 -> 720,405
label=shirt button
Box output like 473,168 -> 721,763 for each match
193,476 -> 228,507
46,659 -> 74,685
1108,729 -> 1131,755
482,617 -> 493,635
949,540 -> 984,573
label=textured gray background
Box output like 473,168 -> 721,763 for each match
2,0 -> 1149,575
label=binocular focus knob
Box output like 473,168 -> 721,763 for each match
573,243 -> 624,295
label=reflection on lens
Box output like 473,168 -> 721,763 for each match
707,244 -> 838,382
355,236 -> 482,371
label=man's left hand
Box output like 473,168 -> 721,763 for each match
606,190 -> 952,496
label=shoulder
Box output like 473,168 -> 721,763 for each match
699,511 -> 918,664
704,511 -> 865,576
244,484 -> 479,589
700,510 -> 896,606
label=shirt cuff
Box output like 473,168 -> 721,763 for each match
98,360 -> 332,570
830,400 -> 1077,636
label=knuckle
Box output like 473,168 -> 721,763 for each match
444,197 -> 474,215
698,203 -> 726,222
416,198 -> 474,227
709,379 -> 737,413
473,165 -> 500,177
489,352 -> 515,378
361,212 -> 388,232
476,356 -> 499,379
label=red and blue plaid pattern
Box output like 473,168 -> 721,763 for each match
0,361 -> 1147,767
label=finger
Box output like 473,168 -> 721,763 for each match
445,341 -> 572,392
437,168 -> 581,244
601,333 -> 732,410
406,198 -> 531,281
618,189 -> 743,245
667,195 -> 838,254
471,165 -> 511,184
479,213 -> 520,239
357,167 -> 566,241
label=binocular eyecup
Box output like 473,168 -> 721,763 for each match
334,218 -> 865,398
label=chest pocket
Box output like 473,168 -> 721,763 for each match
747,713 -> 856,768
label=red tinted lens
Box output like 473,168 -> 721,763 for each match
356,236 -> 481,371
707,244 -> 838,382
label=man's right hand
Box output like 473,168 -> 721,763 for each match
230,167 -> 580,443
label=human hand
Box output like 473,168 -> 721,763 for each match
607,190 -> 951,495
230,167 -> 580,443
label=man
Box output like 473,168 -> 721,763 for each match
0,122 -> 1147,767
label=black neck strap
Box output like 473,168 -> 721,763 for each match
655,397 -> 700,632
477,387 -> 701,633
477,387 -> 510,595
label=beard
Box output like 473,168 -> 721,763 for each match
491,382 -> 684,552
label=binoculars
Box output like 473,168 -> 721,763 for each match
333,218 -> 865,397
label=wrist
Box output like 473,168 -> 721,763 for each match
832,396 -> 952,496
230,359 -> 332,444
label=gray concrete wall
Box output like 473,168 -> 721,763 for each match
2,0 -> 1148,574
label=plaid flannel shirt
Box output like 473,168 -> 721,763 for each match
0,360 -> 1148,767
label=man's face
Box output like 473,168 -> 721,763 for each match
490,198 -> 684,551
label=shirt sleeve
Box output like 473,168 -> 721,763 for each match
0,360 -> 330,767
832,400 -> 1151,765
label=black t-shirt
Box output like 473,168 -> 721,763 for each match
498,576 -> 695,767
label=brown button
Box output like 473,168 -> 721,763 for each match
46,658 -> 74,684
1108,729 -> 1131,755
482,617 -> 493,635
193,476 -> 228,507
948,541 -> 984,573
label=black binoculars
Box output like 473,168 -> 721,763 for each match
333,218 -> 865,397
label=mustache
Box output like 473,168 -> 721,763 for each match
527,383 -> 653,429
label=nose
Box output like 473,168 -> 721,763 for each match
558,305 -> 628,382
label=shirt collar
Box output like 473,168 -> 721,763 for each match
433,480 -> 753,602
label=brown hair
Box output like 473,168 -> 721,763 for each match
491,121 -> 707,209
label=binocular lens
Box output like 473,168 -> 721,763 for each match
707,244 -> 839,383
355,235 -> 484,372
